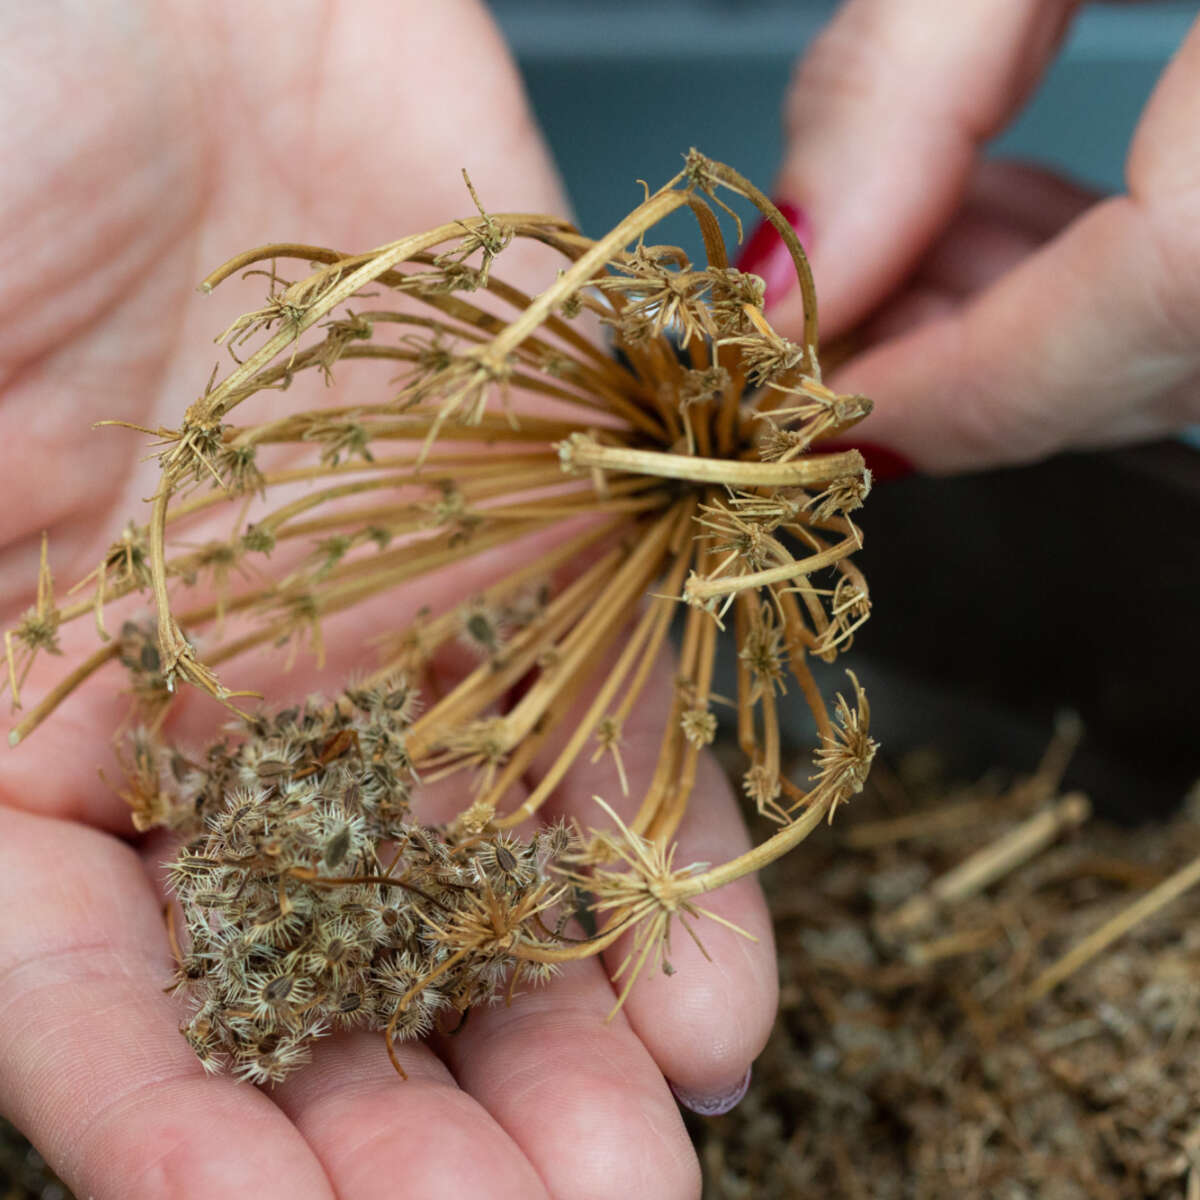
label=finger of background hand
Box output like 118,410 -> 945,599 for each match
770,0 -> 1081,337
271,1031 -> 550,1200
913,161 -> 1098,299
834,19 -> 1200,471
0,807 -> 333,1200
965,159 -> 1100,243
532,649 -> 777,1108
436,957 -> 701,1200
833,193 -> 1200,470
860,160 -> 1098,342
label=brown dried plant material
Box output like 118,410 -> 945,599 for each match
6,153 -> 877,1081
693,750 -> 1200,1200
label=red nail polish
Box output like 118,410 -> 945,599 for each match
735,201 -> 810,309
823,439 -> 916,482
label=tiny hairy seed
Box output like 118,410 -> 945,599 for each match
324,825 -> 352,868
264,975 -> 294,1003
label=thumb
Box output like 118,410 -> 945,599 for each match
762,0 -> 1079,339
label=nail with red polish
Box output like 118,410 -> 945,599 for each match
670,1066 -> 752,1116
823,439 -> 916,482
734,201 -> 811,309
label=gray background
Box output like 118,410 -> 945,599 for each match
491,0 -> 1198,251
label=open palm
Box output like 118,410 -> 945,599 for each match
0,4 -> 775,1198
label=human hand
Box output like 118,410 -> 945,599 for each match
0,4 -> 775,1196
750,0 -> 1200,473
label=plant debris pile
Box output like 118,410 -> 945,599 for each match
694,749 -> 1200,1199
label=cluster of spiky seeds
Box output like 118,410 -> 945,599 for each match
140,681 -> 567,1083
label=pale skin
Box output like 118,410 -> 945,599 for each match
768,0 -> 1200,471
0,4 -> 775,1199
3,2 -> 1196,1197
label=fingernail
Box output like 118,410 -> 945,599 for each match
735,201 -> 810,309
822,438 -> 917,482
669,1066 -> 752,1116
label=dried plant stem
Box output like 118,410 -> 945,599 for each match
239,405 -> 586,449
9,641 -> 119,746
366,518 -> 624,683
778,593 -> 834,738
667,793 -> 836,901
496,504 -> 687,750
1025,848 -> 1200,1004
562,436 -> 863,489
686,531 -> 861,607
843,798 -> 1002,849
494,546 -> 692,829
693,156 -> 820,357
480,191 -> 690,366
408,551 -> 623,760
506,913 -> 634,965
197,217 -> 570,417
451,659 -> 598,832
647,604 -> 718,845
878,793 -> 1093,940
905,924 -> 1003,967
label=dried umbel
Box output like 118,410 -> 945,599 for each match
147,682 -> 569,1081
7,152 -> 877,1081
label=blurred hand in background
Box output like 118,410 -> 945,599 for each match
758,0 -> 1200,473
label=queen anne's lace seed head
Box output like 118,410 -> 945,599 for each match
149,687 -> 576,1083
9,154 -> 876,1085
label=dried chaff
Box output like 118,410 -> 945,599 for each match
692,744 -> 1200,1199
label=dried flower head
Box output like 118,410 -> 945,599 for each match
8,152 -> 877,1078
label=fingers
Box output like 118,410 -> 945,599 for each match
912,161 -> 1098,299
436,959 -> 701,1200
779,11 -> 1200,470
832,191 -> 1200,470
534,650 -> 778,1110
0,806 -> 333,1200
833,17 -> 1200,470
963,159 -> 1100,244
272,1032 -> 550,1200
768,0 -> 1080,337
859,159 -> 1097,344
1128,8 -> 1200,209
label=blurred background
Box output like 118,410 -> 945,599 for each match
490,0 -> 1200,818
491,0 -> 1197,241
